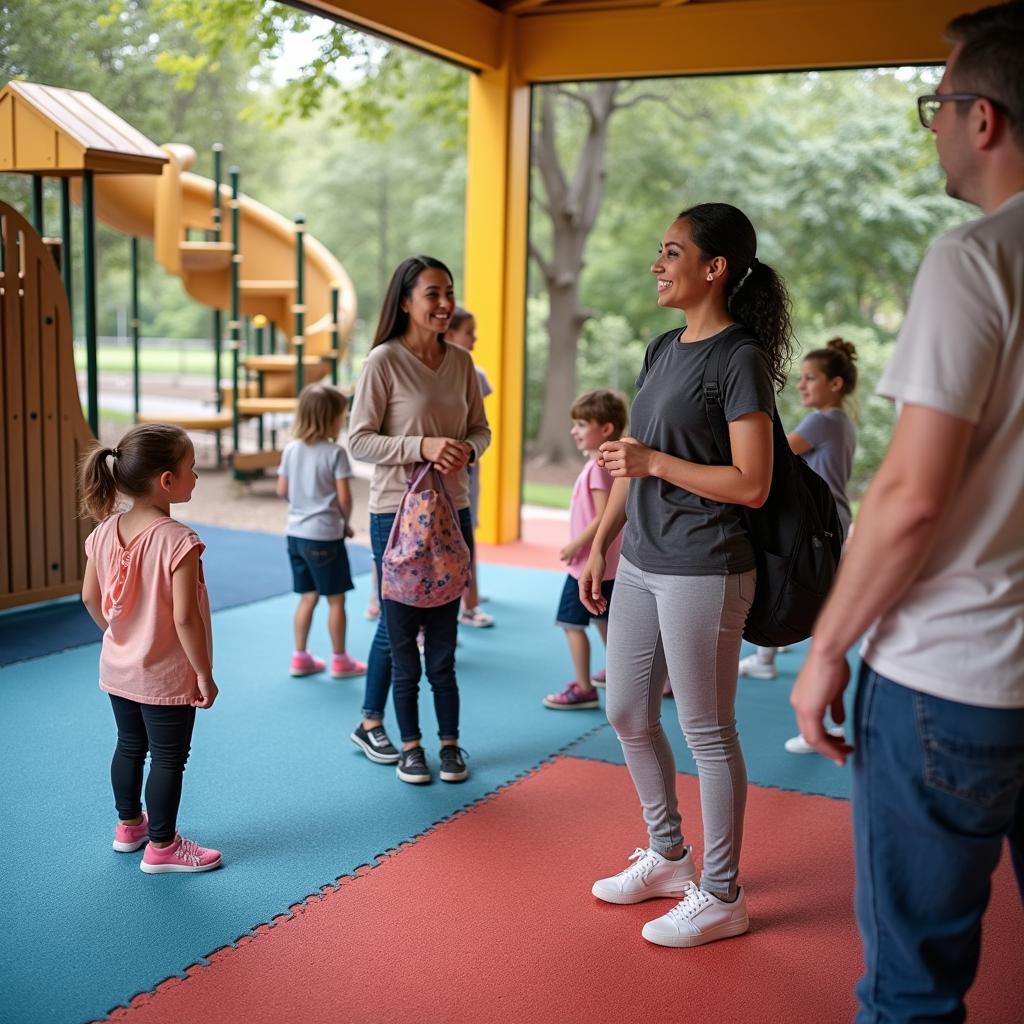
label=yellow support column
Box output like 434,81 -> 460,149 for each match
464,19 -> 530,544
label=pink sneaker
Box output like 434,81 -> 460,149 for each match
290,651 -> 326,677
543,681 -> 600,710
591,669 -> 607,687
113,812 -> 149,852
140,834 -> 223,874
331,652 -> 367,678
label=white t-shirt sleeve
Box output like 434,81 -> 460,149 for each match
878,238 -> 1004,424
279,441 -> 293,478
333,444 -> 353,480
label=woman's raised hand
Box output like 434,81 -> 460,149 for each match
599,437 -> 655,479
421,437 -> 472,474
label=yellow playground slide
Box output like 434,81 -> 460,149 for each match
77,142 -> 356,401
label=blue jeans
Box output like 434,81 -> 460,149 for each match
853,665 -> 1024,1024
361,508 -> 473,744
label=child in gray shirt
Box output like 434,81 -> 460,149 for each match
277,384 -> 366,682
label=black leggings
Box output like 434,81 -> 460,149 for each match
109,695 -> 196,843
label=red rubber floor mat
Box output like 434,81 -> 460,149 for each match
101,756 -> 1022,1024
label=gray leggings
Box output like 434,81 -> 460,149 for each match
605,556 -> 754,900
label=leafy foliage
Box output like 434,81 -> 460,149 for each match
0,3 -> 971,489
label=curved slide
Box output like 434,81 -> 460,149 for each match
76,143 -> 356,395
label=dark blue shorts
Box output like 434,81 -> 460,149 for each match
287,536 -> 354,596
555,573 -> 614,629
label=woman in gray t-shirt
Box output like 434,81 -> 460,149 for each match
580,203 -> 794,948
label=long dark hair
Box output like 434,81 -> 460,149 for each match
372,255 -> 454,348
679,203 -> 794,392
79,423 -> 191,521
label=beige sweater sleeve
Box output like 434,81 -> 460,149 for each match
347,349 -> 424,467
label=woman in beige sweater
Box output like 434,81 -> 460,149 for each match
347,256 -> 491,785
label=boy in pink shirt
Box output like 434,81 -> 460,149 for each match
543,390 -> 628,710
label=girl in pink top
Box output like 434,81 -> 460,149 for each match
543,390 -> 628,710
81,424 -> 222,874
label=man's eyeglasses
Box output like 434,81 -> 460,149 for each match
917,93 -> 1008,129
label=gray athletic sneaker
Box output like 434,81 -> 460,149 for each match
350,723 -> 400,764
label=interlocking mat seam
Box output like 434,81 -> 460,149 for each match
91,724 -> 610,1023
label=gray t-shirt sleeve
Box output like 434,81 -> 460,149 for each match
722,343 -> 776,422
279,441 -> 294,481
333,445 -> 353,480
793,411 -> 830,446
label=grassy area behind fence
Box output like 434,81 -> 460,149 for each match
74,344 -> 216,377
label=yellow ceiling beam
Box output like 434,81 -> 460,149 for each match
514,0 -> 972,81
301,0 -> 504,70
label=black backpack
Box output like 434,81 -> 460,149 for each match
648,328 -> 844,646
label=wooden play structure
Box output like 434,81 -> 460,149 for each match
0,200 -> 93,610
0,81 -> 357,609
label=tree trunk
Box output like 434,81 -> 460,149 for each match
529,82 -> 619,464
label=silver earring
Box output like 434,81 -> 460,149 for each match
706,274 -> 713,282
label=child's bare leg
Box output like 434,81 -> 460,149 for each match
294,592 -> 318,651
564,627 -> 595,689
327,594 -> 347,653
595,619 -> 608,647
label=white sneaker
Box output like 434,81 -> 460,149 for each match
738,654 -> 777,680
592,846 -> 696,905
784,726 -> 845,754
641,881 -> 749,948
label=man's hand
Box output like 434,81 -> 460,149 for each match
791,647 -> 854,766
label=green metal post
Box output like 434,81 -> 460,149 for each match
82,170 -> 99,435
211,146 -> 225,461
293,215 -> 305,395
254,317 -> 265,449
212,309 -> 223,467
229,168 -> 245,478
329,283 -> 340,385
229,167 -> 241,379
60,177 -> 73,326
31,175 -> 44,234
211,143 -> 224,242
130,237 -> 140,419
230,341 -> 241,456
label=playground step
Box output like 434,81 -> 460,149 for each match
233,449 -> 284,473
243,354 -> 327,373
178,241 -> 233,271
235,397 -> 298,415
239,279 -> 297,297
221,381 -> 260,403
136,410 -> 233,431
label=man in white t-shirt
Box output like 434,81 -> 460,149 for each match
791,3 -> 1024,1021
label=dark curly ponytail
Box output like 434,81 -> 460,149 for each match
679,203 -> 794,392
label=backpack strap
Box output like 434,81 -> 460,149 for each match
701,333 -> 746,465
646,327 -> 683,374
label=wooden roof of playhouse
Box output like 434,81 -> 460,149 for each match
0,81 -> 168,176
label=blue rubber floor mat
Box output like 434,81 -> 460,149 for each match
0,563 -> 609,1024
